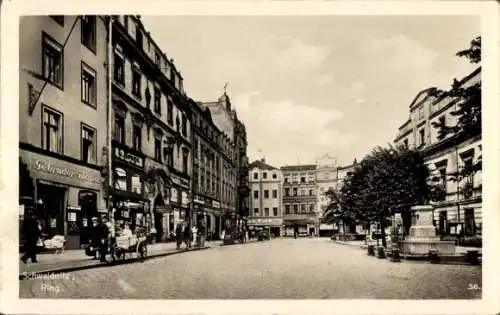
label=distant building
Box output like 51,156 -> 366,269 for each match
191,100 -> 234,239
281,164 -> 318,237
315,154 -> 338,237
202,93 -> 250,229
248,159 -> 282,236
394,67 -> 482,237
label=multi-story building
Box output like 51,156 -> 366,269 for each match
315,154 -> 338,237
191,99 -> 234,239
109,15 -> 192,242
19,16 -> 109,249
234,115 -> 250,227
202,93 -> 242,228
248,159 -> 282,237
394,67 -> 481,237
281,164 -> 318,237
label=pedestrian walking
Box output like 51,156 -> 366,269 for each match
96,217 -> 110,262
175,222 -> 183,250
198,220 -> 206,248
183,221 -> 192,249
21,209 -> 41,264
191,224 -> 198,248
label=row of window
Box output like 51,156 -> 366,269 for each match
113,48 -> 188,138
42,106 -> 97,164
42,23 -> 98,107
284,188 -> 315,197
284,177 -> 314,184
401,115 -> 447,148
193,116 -> 233,159
253,189 -> 278,199
113,113 -> 189,174
252,207 -> 279,217
252,171 -> 278,180
284,204 -> 316,214
120,15 -> 184,93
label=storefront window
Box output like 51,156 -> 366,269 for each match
131,174 -> 142,194
115,167 -> 127,190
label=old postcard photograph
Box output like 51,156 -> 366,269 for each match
1,0 -> 499,314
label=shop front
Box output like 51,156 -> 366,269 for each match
19,149 -> 105,249
169,173 -> 191,228
111,143 -> 148,234
144,157 -> 171,242
193,195 -> 223,240
248,217 -> 283,238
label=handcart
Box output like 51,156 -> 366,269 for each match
110,231 -> 148,262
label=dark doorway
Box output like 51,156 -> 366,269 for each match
37,184 -> 65,237
77,191 -> 98,248
154,194 -> 165,242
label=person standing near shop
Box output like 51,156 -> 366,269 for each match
198,219 -> 206,248
175,222 -> 183,250
96,217 -> 109,262
90,217 -> 100,260
21,209 -> 41,264
183,221 -> 192,249
191,224 -> 198,248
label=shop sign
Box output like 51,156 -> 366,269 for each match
114,147 -> 144,168
33,159 -> 101,184
194,195 -> 204,204
171,174 -> 189,189
248,218 -> 282,226
212,201 -> 220,209
155,205 -> 169,213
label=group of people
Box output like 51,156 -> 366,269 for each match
89,216 -> 114,262
175,220 -> 207,250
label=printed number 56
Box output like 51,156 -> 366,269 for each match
468,283 -> 480,290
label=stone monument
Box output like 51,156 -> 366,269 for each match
400,205 -> 455,257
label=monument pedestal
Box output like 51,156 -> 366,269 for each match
400,205 -> 455,257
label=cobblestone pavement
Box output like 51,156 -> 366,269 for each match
19,238 -> 481,299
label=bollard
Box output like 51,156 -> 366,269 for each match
376,246 -> 386,259
429,249 -> 440,264
390,248 -> 401,262
367,244 -> 375,256
465,250 -> 479,265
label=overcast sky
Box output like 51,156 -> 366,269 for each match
142,15 -> 479,168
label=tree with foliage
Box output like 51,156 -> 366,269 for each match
326,146 -> 430,247
428,36 -> 482,207
431,36 -> 481,139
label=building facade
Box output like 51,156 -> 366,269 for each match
394,67 -> 482,237
281,164 -> 318,237
315,154 -> 338,237
109,15 -> 192,242
202,93 -> 246,228
248,159 -> 282,237
191,100 -> 235,239
19,16 -> 109,249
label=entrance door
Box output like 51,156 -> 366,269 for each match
439,211 -> 448,236
78,191 -> 98,247
464,208 -> 475,236
37,184 -> 65,236
154,213 -> 163,242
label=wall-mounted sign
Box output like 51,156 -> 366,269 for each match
114,147 -> 144,168
171,174 -> 189,189
33,159 -> 101,183
194,195 -> 204,204
68,212 -> 77,222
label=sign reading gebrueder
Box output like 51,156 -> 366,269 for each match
33,159 -> 101,184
